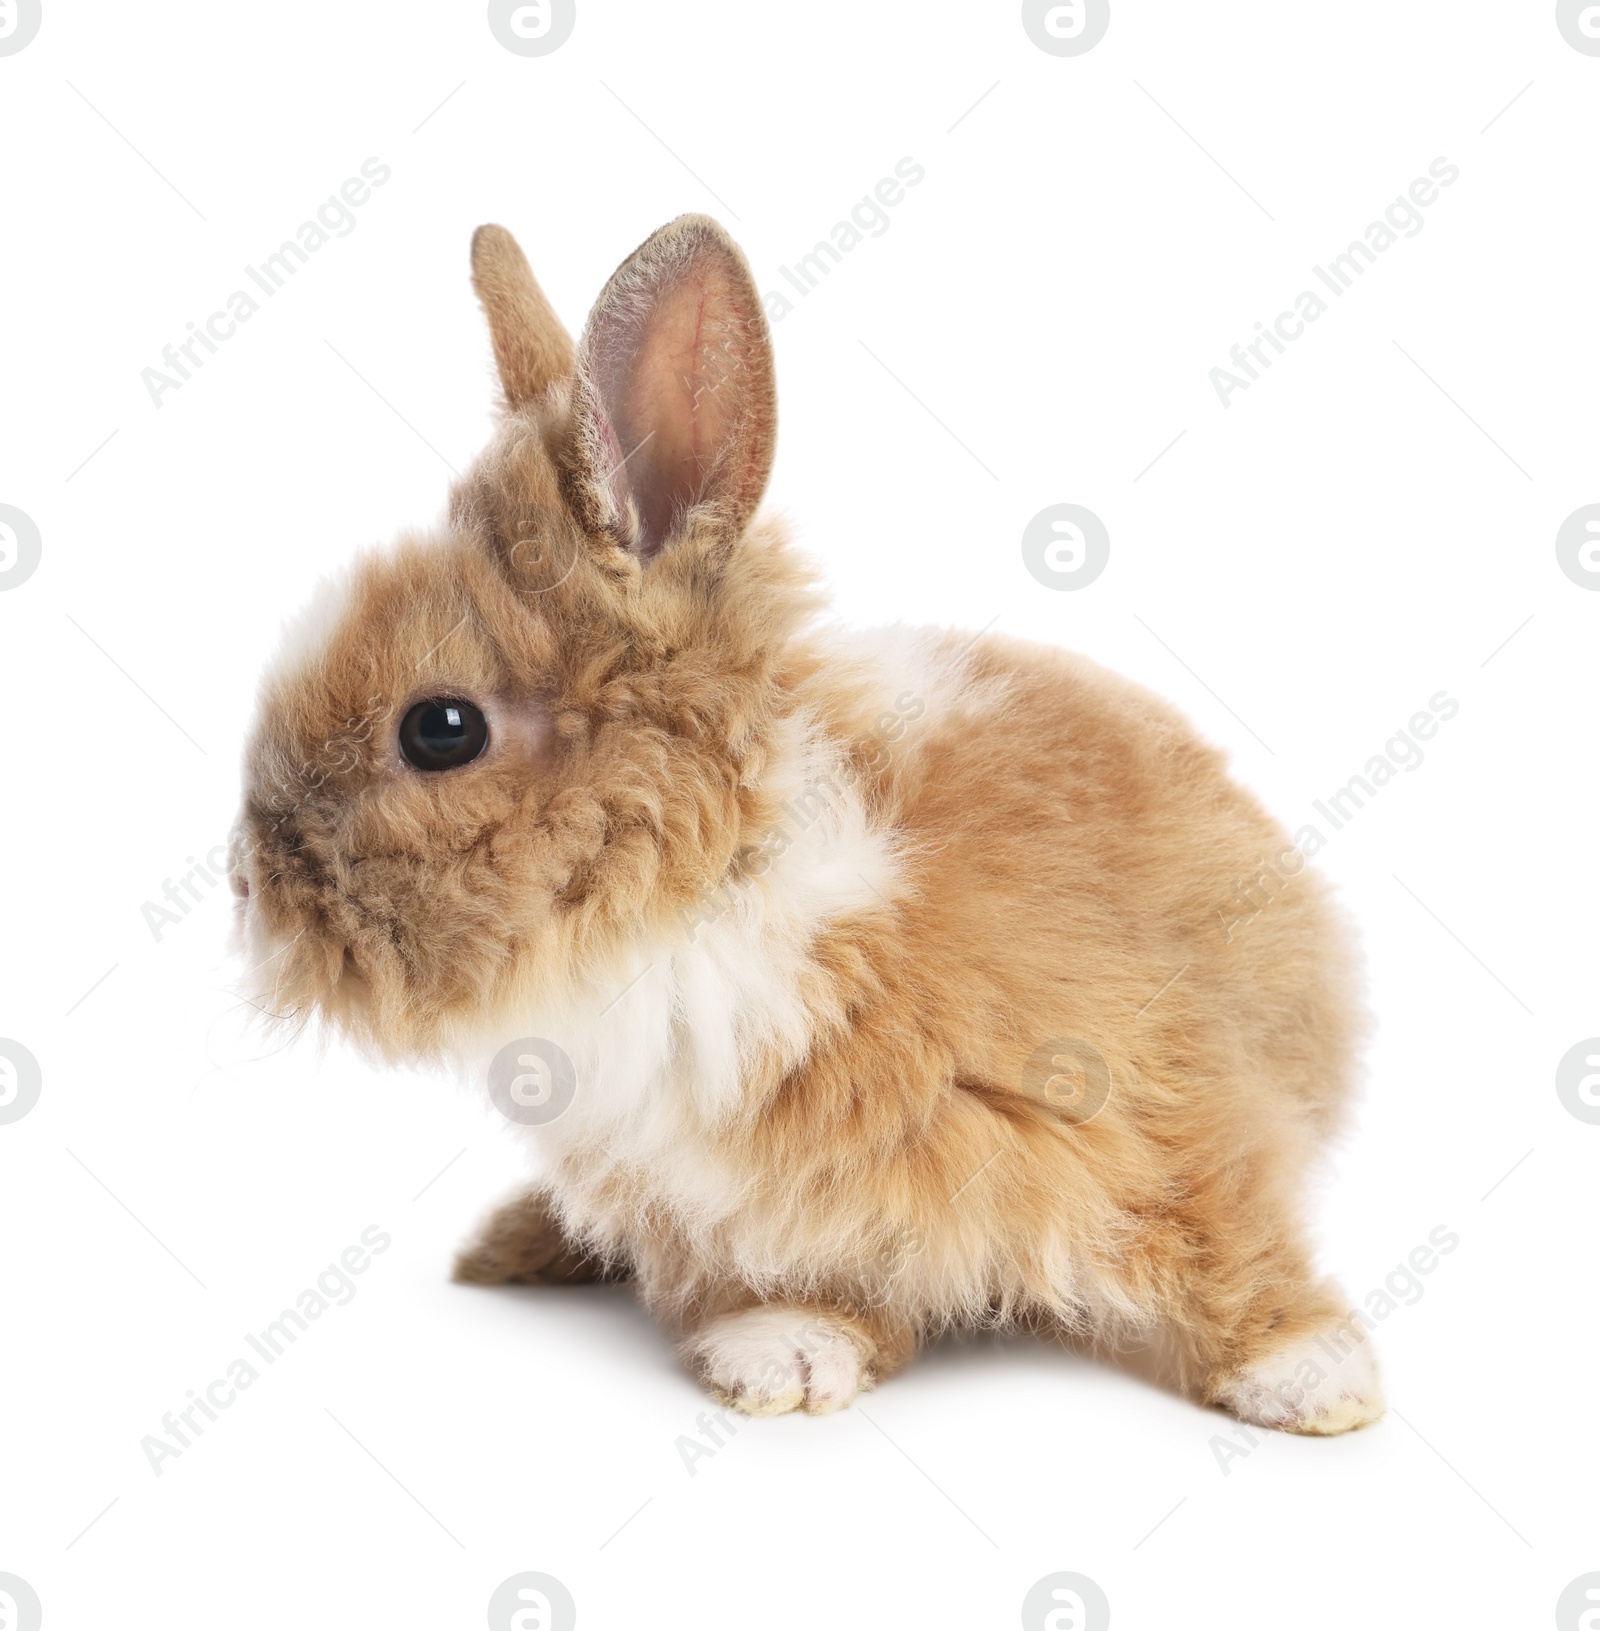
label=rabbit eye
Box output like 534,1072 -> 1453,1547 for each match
398,698 -> 488,772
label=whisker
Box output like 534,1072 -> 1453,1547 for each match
239,927 -> 305,984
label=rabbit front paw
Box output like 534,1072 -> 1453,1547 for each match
1213,1328 -> 1386,1436
688,1308 -> 870,1417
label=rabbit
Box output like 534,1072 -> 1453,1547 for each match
233,213 -> 1383,1435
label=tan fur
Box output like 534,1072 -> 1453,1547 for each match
471,224 -> 574,408
234,215 -> 1382,1434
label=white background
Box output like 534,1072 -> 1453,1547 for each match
1,3 -> 1595,1627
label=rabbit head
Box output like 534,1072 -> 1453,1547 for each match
232,215 -> 813,1057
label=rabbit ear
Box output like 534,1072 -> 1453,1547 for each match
471,224 -> 576,407
569,214 -> 776,558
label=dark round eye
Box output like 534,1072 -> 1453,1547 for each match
398,698 -> 488,772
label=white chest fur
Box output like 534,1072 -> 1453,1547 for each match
473,626 -> 991,1231
507,707 -> 899,1224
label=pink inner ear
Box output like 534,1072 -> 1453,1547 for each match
584,230 -> 775,558
590,397 -> 630,525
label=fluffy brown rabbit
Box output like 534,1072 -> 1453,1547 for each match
234,214 -> 1383,1434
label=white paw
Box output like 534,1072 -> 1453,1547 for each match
1215,1328 -> 1386,1436
690,1309 -> 868,1417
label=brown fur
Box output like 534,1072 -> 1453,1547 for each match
235,215 -> 1377,1431
452,1189 -> 622,1286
